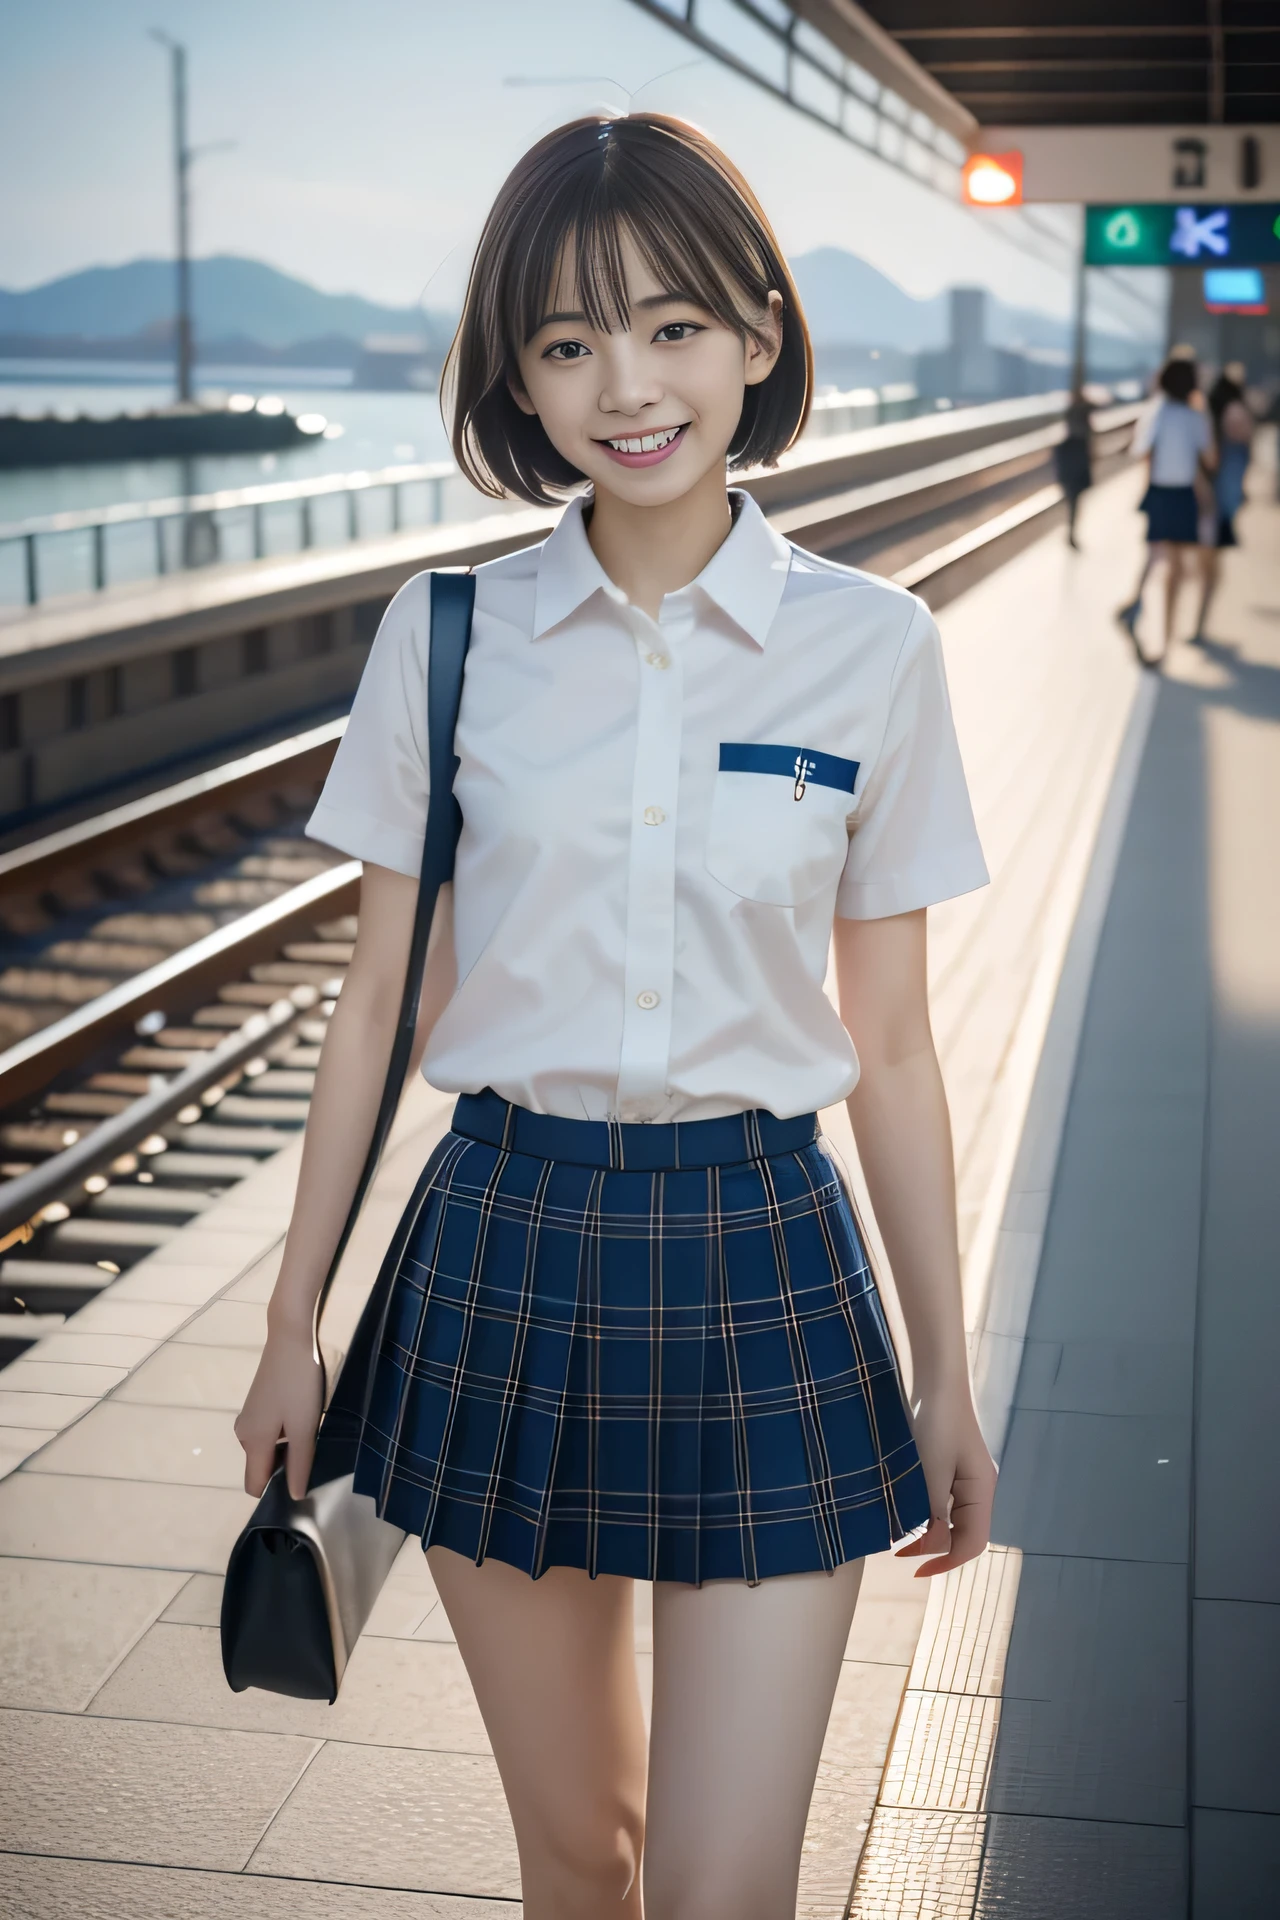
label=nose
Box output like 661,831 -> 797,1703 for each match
596,334 -> 665,422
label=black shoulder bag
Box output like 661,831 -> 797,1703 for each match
220,569 -> 476,1703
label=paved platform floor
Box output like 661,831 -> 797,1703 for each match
4,447 -> 1272,1915
981,442 -> 1280,1916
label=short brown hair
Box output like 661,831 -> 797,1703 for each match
443,114 -> 813,504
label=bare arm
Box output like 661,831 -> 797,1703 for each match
234,862 -> 457,1497
833,908 -> 996,1574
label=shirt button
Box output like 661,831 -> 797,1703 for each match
645,651 -> 669,669
636,990 -> 660,1010
643,805 -> 666,826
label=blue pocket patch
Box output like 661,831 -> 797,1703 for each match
718,742 -> 859,794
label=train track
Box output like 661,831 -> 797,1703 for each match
0,419 -> 1137,1366
0,726 -> 360,1360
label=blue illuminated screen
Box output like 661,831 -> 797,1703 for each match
1203,268 -> 1265,305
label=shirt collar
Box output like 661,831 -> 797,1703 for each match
531,495 -> 619,640
694,489 -> 792,649
531,487 -> 792,649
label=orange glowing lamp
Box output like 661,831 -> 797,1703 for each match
962,152 -> 1024,207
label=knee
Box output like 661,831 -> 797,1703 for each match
526,1803 -> 643,1912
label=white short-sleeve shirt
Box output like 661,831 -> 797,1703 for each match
307,489 -> 987,1123
1133,398 -> 1212,487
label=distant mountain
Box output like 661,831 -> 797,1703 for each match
2,247 -> 1132,367
0,255 -> 453,351
791,250 -> 948,351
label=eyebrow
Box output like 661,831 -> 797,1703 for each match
534,292 -> 703,330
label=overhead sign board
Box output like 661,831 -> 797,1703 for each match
977,126 -> 1278,206
1085,202 -> 1280,267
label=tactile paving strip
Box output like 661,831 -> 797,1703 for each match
847,1808 -> 986,1919
908,1545 -> 1021,1698
845,1549 -> 1022,1917
881,1693 -> 1000,1814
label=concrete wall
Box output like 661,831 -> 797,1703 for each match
0,600 -> 385,825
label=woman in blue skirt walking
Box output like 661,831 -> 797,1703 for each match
237,114 -> 996,1918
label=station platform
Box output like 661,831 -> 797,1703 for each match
0,442 -> 1276,1917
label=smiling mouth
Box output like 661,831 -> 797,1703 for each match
597,423 -> 690,465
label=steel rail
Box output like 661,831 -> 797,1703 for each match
0,717 -> 345,892
0,860 -> 360,1108
0,993 -> 307,1242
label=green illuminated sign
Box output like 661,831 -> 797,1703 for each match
1086,203 -> 1280,267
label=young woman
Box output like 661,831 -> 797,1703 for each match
236,114 -> 996,1920
1118,356 -> 1214,666
1193,362 -> 1254,643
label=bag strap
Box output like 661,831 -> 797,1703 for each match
310,569 -> 476,1343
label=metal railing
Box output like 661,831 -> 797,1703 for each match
807,382 -> 922,436
0,458 -> 459,608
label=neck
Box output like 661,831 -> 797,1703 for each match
585,463 -> 733,620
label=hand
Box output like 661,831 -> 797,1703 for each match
234,1327 -> 324,1500
894,1388 -> 997,1577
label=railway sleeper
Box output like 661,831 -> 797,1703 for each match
44,1217 -> 175,1264
85,1185 -> 216,1223
0,1257 -> 117,1313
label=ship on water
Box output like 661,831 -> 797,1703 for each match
0,397 -> 326,469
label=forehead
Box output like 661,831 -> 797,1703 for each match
544,229 -> 672,321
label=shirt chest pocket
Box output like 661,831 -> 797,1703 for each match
705,743 -> 859,907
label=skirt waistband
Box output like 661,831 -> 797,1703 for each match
451,1089 -> 819,1172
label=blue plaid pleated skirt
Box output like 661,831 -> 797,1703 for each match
352,1090 -> 930,1584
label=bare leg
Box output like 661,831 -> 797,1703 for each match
427,1546 -> 647,1919
1126,545 -> 1157,608
1161,543 -> 1185,659
1066,490 -> 1081,548
1118,545 -> 1157,651
1193,545 -> 1219,641
644,1559 -> 864,1920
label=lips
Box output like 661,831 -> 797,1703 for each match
596,422 -> 690,468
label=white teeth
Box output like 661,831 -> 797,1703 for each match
607,426 -> 681,454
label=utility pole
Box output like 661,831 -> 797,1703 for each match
1070,212 -> 1087,394
151,31 -> 194,406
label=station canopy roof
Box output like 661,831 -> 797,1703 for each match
827,2 -> 1280,127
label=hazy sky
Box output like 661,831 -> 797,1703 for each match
2,0 -> 1159,337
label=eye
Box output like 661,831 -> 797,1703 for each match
654,321 -> 703,344
543,339 -> 591,361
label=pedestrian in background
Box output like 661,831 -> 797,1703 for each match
1193,361 -> 1254,643
1054,385 -> 1093,549
1117,356 -> 1214,667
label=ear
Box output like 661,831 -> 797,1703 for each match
743,290 -> 784,388
507,371 -> 538,418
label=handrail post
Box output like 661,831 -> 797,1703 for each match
431,475 -> 444,523
252,502 -> 264,560
24,533 -> 38,606
154,517 -> 167,576
390,481 -> 401,533
346,487 -> 359,542
93,521 -> 106,592
300,496 -> 313,550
